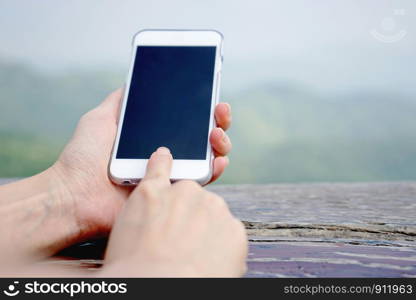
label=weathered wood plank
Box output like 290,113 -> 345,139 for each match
208,182 -> 416,227
2,179 -> 416,277
208,182 -> 416,277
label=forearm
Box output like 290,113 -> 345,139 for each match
1,260 -> 95,277
0,166 -> 81,262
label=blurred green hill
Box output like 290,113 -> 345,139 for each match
1,61 -> 416,183
225,85 -> 416,182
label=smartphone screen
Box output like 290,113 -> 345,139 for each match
116,46 -> 216,160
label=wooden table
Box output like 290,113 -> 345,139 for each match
2,179 -> 416,277
211,183 -> 416,277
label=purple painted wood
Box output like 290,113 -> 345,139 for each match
246,242 -> 416,277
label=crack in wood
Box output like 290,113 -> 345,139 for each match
247,238 -> 413,247
243,221 -> 416,243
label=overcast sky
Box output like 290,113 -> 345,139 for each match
0,0 -> 415,94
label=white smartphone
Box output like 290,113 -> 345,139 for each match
109,29 -> 223,185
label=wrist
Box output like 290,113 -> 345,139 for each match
51,159 -> 110,240
0,166 -> 82,259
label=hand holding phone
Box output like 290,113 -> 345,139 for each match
26,30 -> 229,253
44,88 -> 230,254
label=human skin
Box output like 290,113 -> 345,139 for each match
2,148 -> 247,277
102,147 -> 247,277
0,88 -> 233,264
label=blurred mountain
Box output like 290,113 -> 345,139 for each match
223,84 -> 416,182
0,60 -> 124,139
1,61 -> 416,182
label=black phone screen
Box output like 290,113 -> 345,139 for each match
116,46 -> 217,160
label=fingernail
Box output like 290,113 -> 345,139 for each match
224,156 -> 230,165
224,102 -> 231,114
156,147 -> 171,155
219,128 -> 227,143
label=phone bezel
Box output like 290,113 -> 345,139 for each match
109,29 -> 223,185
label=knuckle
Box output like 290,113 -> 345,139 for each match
211,193 -> 226,207
109,88 -> 122,98
79,111 -> 93,123
233,218 -> 246,231
175,180 -> 201,191
137,180 -> 157,200
233,218 -> 248,242
205,193 -> 228,211
228,140 -> 233,151
146,170 -> 165,180
220,116 -> 232,130
227,115 -> 232,126
80,108 -> 102,123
